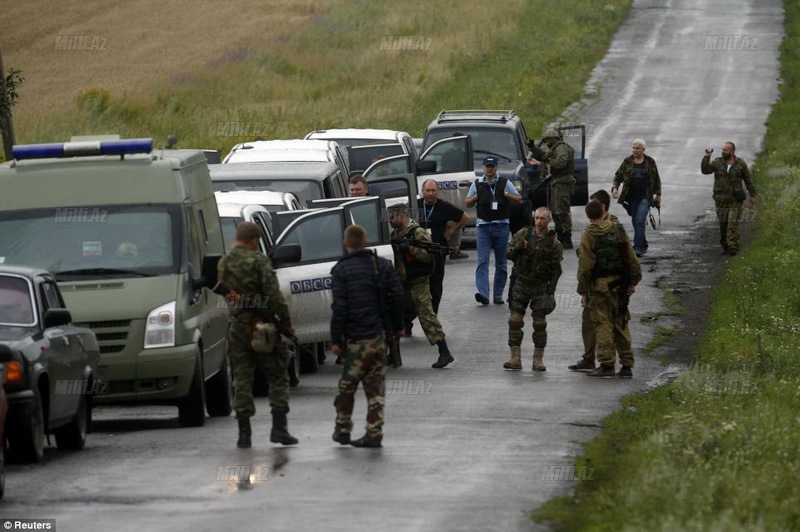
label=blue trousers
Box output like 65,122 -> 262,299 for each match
476,222 -> 510,300
630,198 -> 650,254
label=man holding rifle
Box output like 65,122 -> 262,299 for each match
217,222 -> 299,448
389,204 -> 455,369
576,200 -> 642,378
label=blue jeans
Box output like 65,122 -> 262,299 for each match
476,223 -> 510,300
630,198 -> 650,254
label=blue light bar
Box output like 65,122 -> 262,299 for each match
12,138 -> 153,160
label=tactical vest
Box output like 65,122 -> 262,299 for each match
397,225 -> 434,281
515,229 -> 558,283
475,177 -> 510,221
592,225 -> 625,278
550,141 -> 575,179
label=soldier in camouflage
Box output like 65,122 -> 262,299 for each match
701,142 -> 757,256
577,200 -> 642,378
569,190 -> 621,372
218,222 -> 298,448
389,205 -> 455,369
331,225 -> 405,448
527,129 -> 576,249
504,207 -> 563,371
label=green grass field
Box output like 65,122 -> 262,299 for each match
3,0 -> 631,157
535,3 -> 800,528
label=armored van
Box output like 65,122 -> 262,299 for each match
0,138 -> 231,427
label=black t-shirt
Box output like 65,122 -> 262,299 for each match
416,198 -> 465,245
627,162 -> 647,204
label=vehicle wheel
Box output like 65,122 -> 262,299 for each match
0,440 -> 5,500
316,342 -> 327,365
54,393 -> 88,450
288,353 -> 300,388
298,344 -> 318,374
178,355 -> 206,427
206,353 -> 233,417
8,385 -> 45,464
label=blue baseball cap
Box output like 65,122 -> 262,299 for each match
482,156 -> 498,166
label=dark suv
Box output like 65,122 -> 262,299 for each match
422,110 -> 588,224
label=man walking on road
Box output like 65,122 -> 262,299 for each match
331,225 -> 405,448
504,207 -> 563,371
389,205 -> 455,368
465,156 -> 523,305
701,142 -> 757,256
417,179 -> 469,315
218,222 -> 299,448
611,138 -> 662,257
577,200 -> 642,378
527,129 -> 576,249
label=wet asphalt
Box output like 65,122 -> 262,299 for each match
1,1 -> 783,531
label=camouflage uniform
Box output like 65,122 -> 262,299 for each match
701,155 -> 756,253
334,336 -> 388,440
529,140 -> 576,236
505,228 -> 563,370
218,245 -> 292,419
393,221 -> 445,345
577,220 -> 642,369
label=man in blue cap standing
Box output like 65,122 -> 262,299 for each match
465,156 -> 523,304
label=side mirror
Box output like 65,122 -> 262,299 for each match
43,309 -> 72,329
269,244 -> 302,267
416,160 -> 437,175
191,254 -> 222,291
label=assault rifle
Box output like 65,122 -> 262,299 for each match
608,225 -> 632,327
391,238 -> 455,257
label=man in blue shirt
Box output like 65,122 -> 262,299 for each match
465,156 -> 523,304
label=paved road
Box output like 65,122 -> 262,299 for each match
2,1 -> 782,531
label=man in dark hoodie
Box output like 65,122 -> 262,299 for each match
331,225 -> 404,448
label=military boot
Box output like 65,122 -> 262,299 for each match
270,411 -> 299,445
237,417 -> 252,449
532,347 -> 546,371
503,346 -> 522,370
432,340 -> 454,368
559,232 -> 574,250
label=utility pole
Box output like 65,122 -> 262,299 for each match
0,51 -> 19,161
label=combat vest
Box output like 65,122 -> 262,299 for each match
515,229 -> 559,284
396,224 -> 434,282
592,225 -> 626,278
548,141 -> 575,183
475,177 -> 510,221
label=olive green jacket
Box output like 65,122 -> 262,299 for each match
700,155 -> 756,203
613,155 -> 662,205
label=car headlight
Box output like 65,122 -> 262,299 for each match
144,300 -> 176,349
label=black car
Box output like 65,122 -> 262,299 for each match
0,265 -> 100,463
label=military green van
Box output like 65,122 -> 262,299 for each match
0,138 -> 231,427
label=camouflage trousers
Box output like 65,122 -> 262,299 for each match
588,278 -> 633,368
715,200 -> 743,251
404,279 -> 445,344
229,321 -> 290,418
549,178 -> 575,233
334,336 -> 387,439
508,279 -> 555,348
580,299 -> 633,364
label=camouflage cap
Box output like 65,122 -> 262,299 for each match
387,203 -> 408,217
542,128 -> 561,140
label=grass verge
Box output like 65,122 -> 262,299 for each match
7,0 -> 631,157
534,3 -> 800,529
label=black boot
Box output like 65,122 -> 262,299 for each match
237,417 -> 252,449
270,411 -> 299,445
559,231 -> 574,249
432,340 -> 454,369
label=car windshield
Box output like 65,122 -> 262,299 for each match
0,205 -> 181,281
213,180 -> 323,202
425,127 -> 522,169
0,275 -> 35,326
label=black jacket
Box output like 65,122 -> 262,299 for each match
330,248 -> 405,343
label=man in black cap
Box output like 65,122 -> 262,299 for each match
465,156 -> 523,305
